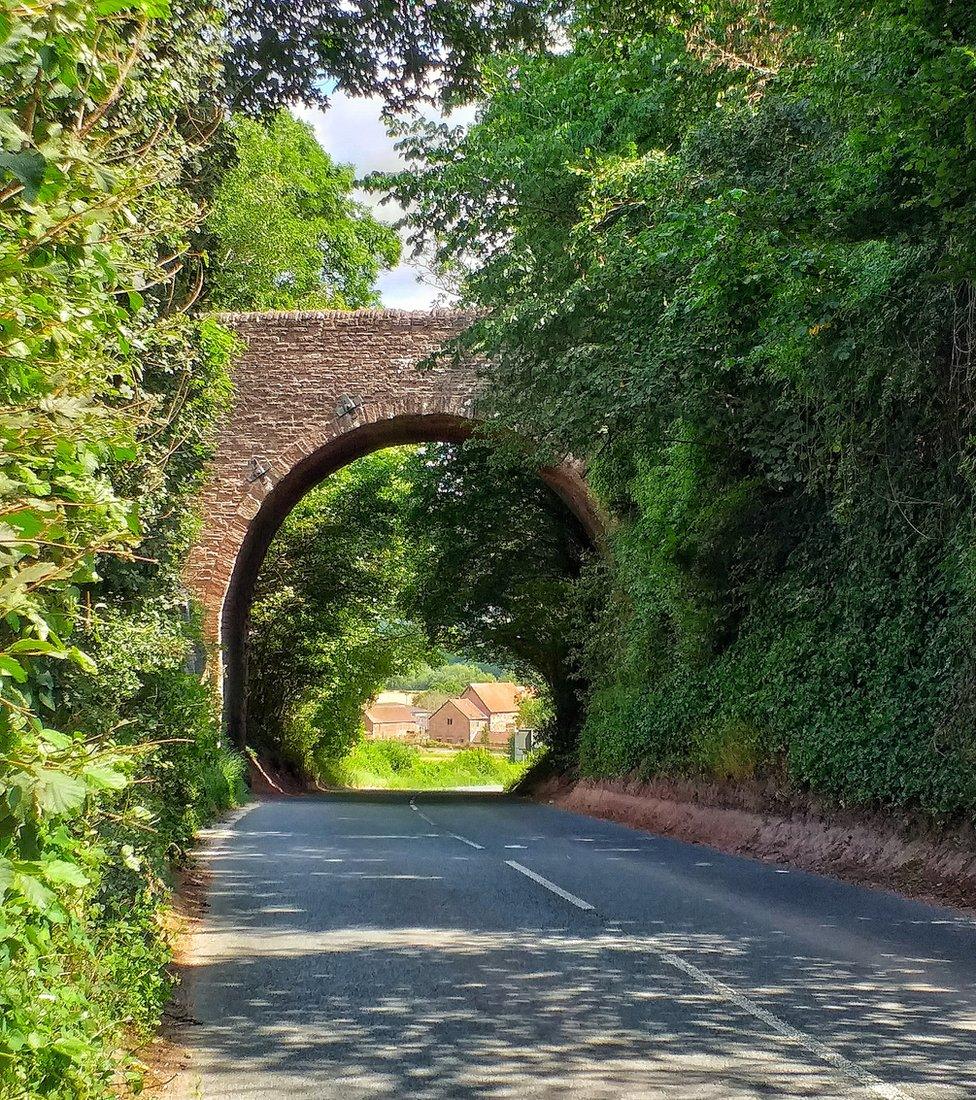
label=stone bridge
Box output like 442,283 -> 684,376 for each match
185,309 -> 600,740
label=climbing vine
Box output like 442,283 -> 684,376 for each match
384,0 -> 976,816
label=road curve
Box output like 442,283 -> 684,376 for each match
167,792 -> 976,1099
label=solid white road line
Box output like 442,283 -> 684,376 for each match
504,860 -> 596,911
500,858 -> 912,1100
409,799 -> 485,850
652,947 -> 915,1100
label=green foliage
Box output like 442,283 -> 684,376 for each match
386,3 -> 976,818
0,0 -> 246,1094
397,659 -> 507,716
223,0 -> 565,114
404,441 -> 590,753
388,656 -> 511,690
691,719 -> 765,783
321,738 -> 525,791
517,691 -> 552,732
206,111 -> 400,311
414,663 -> 496,696
1,0 -> 569,1090
248,450 -> 430,775
247,440 -> 588,777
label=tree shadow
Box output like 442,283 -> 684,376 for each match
165,796 -> 976,1099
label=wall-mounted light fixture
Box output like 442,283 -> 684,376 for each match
246,456 -> 273,485
335,393 -> 360,417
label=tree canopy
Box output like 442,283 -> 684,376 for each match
223,0 -> 566,114
382,0 -> 976,813
206,111 -> 400,310
248,450 -> 428,772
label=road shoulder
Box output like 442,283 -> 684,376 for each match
532,774 -> 976,912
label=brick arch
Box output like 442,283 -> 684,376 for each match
185,309 -> 602,742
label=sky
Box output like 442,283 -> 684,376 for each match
296,95 -> 476,310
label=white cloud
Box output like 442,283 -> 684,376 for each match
295,94 -> 407,176
295,95 -> 476,310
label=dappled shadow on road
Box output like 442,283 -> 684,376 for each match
167,802 -> 976,1099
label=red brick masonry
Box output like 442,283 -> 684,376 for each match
185,309 -> 480,641
183,309 -> 602,735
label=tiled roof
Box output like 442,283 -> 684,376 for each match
363,703 -> 416,724
431,698 -> 487,722
464,682 -> 525,715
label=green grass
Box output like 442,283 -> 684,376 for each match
320,738 -> 529,790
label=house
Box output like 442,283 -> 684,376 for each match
460,682 -> 526,746
410,707 -> 431,734
427,698 -> 489,746
362,703 -> 418,741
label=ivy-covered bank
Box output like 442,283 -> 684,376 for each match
385,1 -> 976,819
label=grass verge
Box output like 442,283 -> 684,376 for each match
320,739 -> 529,790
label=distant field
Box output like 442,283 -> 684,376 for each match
322,739 -> 530,790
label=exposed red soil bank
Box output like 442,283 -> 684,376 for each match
533,774 -> 976,911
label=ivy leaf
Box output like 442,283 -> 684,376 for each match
53,1036 -> 91,1060
120,844 -> 142,871
0,858 -> 12,895
32,769 -> 88,815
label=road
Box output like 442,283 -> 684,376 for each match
168,792 -> 976,1099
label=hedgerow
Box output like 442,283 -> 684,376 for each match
0,0 -> 250,1092
385,1 -> 976,819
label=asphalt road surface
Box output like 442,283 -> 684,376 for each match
168,792 -> 976,1099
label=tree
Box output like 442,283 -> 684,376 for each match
223,0 -> 566,114
247,440 -> 591,771
247,450 -> 429,774
383,3 -> 976,813
404,440 -> 590,753
518,691 -> 552,731
206,110 -> 400,310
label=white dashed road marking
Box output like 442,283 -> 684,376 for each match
409,798 -> 485,849
449,832 -> 485,849
504,860 -> 596,911
408,797 -> 913,1099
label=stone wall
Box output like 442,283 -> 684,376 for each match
184,307 -> 602,739
186,308 -> 479,643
